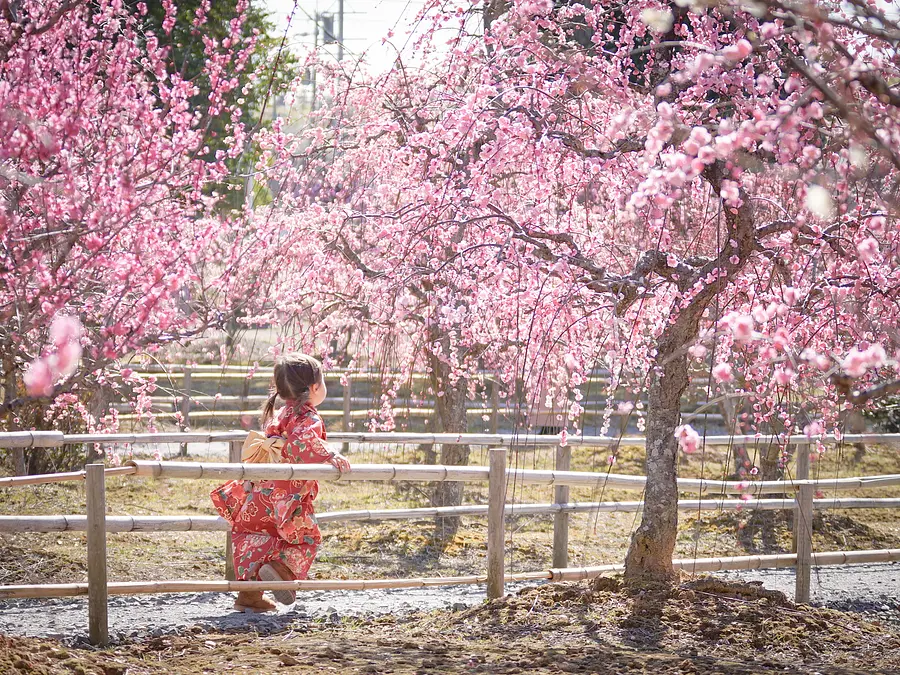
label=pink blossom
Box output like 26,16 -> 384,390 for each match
675,424 -> 701,454
50,316 -> 82,348
24,359 -> 55,397
857,237 -> 880,263
559,429 -> 568,447
803,420 -> 824,438
720,180 -> 741,204
760,23 -> 780,40
52,342 -> 82,377
731,315 -> 754,341
773,367 -> 793,386
688,344 -> 708,359
723,39 -> 753,61
867,216 -> 886,234
841,345 -> 885,377
712,362 -> 734,382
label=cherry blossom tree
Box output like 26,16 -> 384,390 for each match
248,0 -> 898,581
0,0 -> 262,466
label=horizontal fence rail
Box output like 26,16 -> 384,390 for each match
3,430 -> 900,448
4,498 -> 900,533
2,549 -> 899,600
124,460 -> 900,495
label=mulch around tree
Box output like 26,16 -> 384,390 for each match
2,577 -> 898,674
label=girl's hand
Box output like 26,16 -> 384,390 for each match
328,451 -> 351,474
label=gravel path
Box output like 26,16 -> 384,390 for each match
1,563 -> 898,644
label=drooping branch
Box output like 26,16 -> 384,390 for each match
833,375 -> 900,406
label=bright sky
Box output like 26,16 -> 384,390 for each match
260,0 -> 431,74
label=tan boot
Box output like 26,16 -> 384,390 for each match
258,561 -> 297,606
234,590 -> 276,613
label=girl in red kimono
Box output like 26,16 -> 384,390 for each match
211,354 -> 350,612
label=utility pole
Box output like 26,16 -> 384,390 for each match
311,13 -> 318,110
337,0 -> 344,61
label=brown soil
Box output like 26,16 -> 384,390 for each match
2,579 -> 898,674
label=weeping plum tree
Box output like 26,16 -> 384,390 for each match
249,0 -> 899,581
0,0 -> 277,460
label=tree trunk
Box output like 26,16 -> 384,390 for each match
427,352 -> 470,544
623,334 -> 692,584
3,364 -> 25,476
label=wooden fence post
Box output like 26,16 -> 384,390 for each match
794,446 -> 813,603
487,447 -> 507,600
342,376 -> 352,432
224,440 -> 242,581
342,376 -> 352,453
490,380 -> 500,435
552,443 -> 571,568
12,447 -> 26,476
86,463 -> 108,646
179,365 -> 192,457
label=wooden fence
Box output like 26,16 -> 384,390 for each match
112,364 -> 729,435
1,431 -> 900,645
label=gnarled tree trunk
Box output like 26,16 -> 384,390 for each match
623,331 -> 691,583
427,351 -> 470,545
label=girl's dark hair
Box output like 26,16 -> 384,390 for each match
261,353 -> 323,426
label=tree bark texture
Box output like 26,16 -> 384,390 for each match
623,338 -> 690,583
427,351 -> 470,544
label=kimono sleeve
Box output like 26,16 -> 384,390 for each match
282,414 -> 332,464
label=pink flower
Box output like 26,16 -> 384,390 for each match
720,180 -> 741,204
731,315 -> 754,341
841,346 -> 885,377
804,420 -> 824,438
559,429 -> 569,447
867,216 -> 886,234
723,39 -> 753,61
773,367 -> 793,386
24,358 -> 54,397
675,424 -> 701,454
740,493 -> 754,502
760,23 -> 780,40
49,315 -> 82,348
688,344 -> 708,359
712,362 -> 733,382
52,342 -> 82,378
857,237 -> 880,263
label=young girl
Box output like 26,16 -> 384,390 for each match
210,353 -> 350,612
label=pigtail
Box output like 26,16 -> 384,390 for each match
260,390 -> 278,428
264,353 -> 323,424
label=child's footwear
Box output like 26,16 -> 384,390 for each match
258,562 -> 296,605
233,591 -> 276,613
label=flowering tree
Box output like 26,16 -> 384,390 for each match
249,0 -> 898,580
0,0 -> 262,467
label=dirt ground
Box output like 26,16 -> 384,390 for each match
2,579 -> 899,674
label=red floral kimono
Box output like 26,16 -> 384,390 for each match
210,401 -> 331,581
